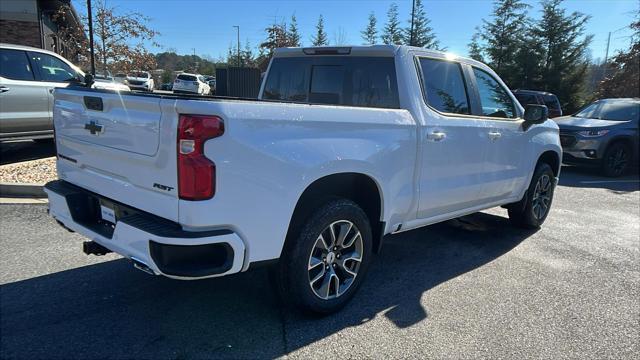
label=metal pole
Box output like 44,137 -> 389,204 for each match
409,0 -> 416,46
233,26 -> 240,67
86,0 -> 95,75
603,31 -> 611,78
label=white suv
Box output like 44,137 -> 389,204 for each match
126,71 -> 154,91
172,73 -> 210,95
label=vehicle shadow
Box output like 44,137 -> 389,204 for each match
558,165 -> 639,192
0,140 -> 56,165
0,212 -> 535,359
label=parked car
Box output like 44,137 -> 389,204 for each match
159,82 -> 173,91
113,73 -> 128,84
554,98 -> 639,177
0,43 -> 125,141
205,76 -> 216,94
172,73 -> 210,95
45,45 -> 561,314
513,89 -> 563,118
126,71 -> 154,91
92,71 -> 130,92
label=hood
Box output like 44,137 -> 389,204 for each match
92,80 -> 130,91
553,116 -> 630,130
126,76 -> 150,82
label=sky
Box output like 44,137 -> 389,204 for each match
72,0 -> 639,62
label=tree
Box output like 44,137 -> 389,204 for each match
533,0 -> 593,112
92,0 -> 159,73
333,27 -> 348,45
596,12 -> 640,98
288,14 -> 302,47
404,0 -> 439,48
312,15 -> 328,46
50,4 -> 88,63
361,12 -> 378,45
467,30 -> 484,62
381,3 -> 403,45
474,0 -> 530,87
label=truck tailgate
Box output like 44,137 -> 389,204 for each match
53,88 -> 179,221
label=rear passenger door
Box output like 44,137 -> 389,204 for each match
415,57 -> 495,219
0,48 -> 49,135
468,66 -> 527,202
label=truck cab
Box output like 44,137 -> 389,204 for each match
45,45 -> 561,314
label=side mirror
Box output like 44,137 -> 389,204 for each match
84,74 -> 94,88
523,104 -> 548,130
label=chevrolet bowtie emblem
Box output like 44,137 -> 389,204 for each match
84,121 -> 104,135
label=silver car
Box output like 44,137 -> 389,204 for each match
0,43 -> 127,141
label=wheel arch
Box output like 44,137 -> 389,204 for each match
537,150 -> 561,177
284,172 -> 385,255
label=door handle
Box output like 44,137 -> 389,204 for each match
0,86 -> 9,93
427,131 -> 446,142
488,131 -> 502,140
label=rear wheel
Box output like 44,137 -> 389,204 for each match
508,162 -> 556,229
601,142 -> 631,177
275,199 -> 373,314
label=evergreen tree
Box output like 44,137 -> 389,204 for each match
404,0 -> 439,48
381,3 -> 403,45
312,15 -> 328,46
288,14 -> 301,47
478,0 -> 530,87
361,12 -> 378,45
533,0 -> 593,112
467,30 -> 484,62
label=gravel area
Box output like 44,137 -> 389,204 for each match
0,157 -> 57,184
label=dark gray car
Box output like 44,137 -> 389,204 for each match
554,98 -> 639,177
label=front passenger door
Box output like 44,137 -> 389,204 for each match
469,67 -> 527,202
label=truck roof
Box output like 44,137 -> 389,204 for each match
273,45 -> 491,71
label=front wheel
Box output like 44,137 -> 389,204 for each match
601,142 -> 631,177
275,199 -> 373,314
508,162 -> 556,229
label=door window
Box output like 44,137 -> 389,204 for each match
472,67 -> 516,119
418,58 -> 470,115
0,49 -> 35,81
29,52 -> 81,83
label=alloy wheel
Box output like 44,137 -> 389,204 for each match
606,147 -> 628,176
532,174 -> 552,220
307,220 -> 363,300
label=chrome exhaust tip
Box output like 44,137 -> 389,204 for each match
131,257 -> 155,275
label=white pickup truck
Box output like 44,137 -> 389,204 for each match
45,45 -> 561,314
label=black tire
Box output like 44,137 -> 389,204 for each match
508,162 -> 556,229
274,199 -> 373,314
601,142 -> 631,177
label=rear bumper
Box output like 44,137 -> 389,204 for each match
45,180 -> 246,280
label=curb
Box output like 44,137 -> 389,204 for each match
0,182 -> 46,198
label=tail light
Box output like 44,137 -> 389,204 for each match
177,114 -> 224,200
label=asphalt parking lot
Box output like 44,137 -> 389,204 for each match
0,167 -> 638,359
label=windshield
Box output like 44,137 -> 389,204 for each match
574,101 -> 640,121
130,72 -> 149,78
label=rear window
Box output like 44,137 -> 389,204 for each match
0,49 -> 34,81
515,93 -> 539,106
543,95 -> 560,110
177,74 -> 197,81
263,56 -> 400,109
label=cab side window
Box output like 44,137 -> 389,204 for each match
472,67 -> 516,119
28,52 -> 79,83
418,58 -> 470,115
0,49 -> 35,81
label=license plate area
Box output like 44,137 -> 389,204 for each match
65,192 -> 136,239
